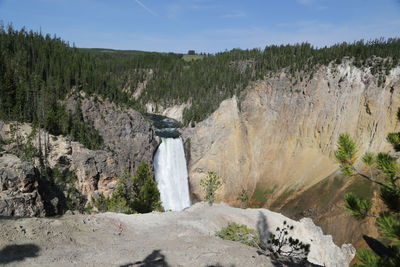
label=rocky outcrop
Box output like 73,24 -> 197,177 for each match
0,154 -> 45,217
183,63 -> 400,246
65,92 -> 157,173
0,93 -> 157,215
0,202 -> 354,266
67,142 -> 119,199
0,122 -> 122,206
146,101 -> 191,123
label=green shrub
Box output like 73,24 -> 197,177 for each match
237,188 -> 249,208
200,171 -> 222,205
93,161 -> 161,214
216,222 -> 260,247
93,194 -> 109,213
52,169 -> 86,212
106,193 -> 133,214
83,202 -> 94,214
22,126 -> 39,162
354,248 -> 380,267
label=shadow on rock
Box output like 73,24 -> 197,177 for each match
256,211 -> 269,248
0,244 -> 40,264
120,249 -> 169,267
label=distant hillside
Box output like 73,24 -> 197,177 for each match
1,23 -> 400,146
78,47 -> 156,56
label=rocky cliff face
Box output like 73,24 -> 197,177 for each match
0,94 -> 157,215
183,62 -> 400,245
0,122 -> 119,204
65,92 -> 157,173
0,153 -> 45,217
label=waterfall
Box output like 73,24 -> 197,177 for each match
154,137 -> 191,211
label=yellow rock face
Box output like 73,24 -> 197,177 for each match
183,63 -> 400,206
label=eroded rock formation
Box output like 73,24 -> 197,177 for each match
184,63 -> 400,201
183,62 -> 400,246
0,153 -> 45,217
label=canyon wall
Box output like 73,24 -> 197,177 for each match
183,62 -> 400,245
0,94 -> 157,215
65,92 -> 157,173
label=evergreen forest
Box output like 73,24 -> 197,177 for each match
1,23 -> 400,147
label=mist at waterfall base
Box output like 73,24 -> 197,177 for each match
154,137 -> 191,211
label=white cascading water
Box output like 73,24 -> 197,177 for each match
154,137 -> 191,211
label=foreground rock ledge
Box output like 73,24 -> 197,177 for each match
0,203 -> 354,267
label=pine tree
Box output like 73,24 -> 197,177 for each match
104,162 -> 161,214
0,69 -> 17,118
131,161 -> 161,213
335,122 -> 400,265
200,171 -> 222,205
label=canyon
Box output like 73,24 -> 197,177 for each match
1,61 -> 400,264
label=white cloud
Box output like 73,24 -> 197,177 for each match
133,0 -> 158,16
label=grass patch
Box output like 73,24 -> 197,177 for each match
345,178 -> 374,199
252,184 -> 277,206
276,172 -> 374,219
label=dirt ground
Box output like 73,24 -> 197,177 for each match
0,203 -> 352,267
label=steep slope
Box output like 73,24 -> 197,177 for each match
183,62 -> 400,246
275,172 -> 380,249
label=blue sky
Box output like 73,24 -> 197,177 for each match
0,0 -> 399,53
